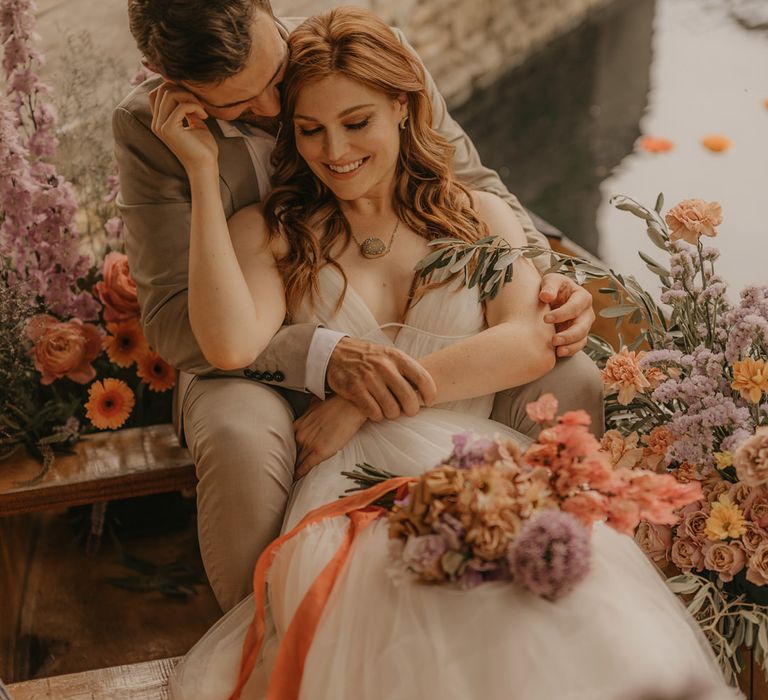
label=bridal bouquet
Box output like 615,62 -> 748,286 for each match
348,395 -> 700,600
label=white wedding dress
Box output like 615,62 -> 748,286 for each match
170,267 -> 739,700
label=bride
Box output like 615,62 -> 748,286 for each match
153,8 -> 738,699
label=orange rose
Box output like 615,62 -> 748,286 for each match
94,252 -> 140,322
26,314 -> 102,385
665,199 -> 722,246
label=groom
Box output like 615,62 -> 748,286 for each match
116,0 -> 603,611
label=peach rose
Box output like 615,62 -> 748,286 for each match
733,427 -> 768,487
744,486 -> 768,528
741,521 -> 768,555
703,540 -> 746,582
681,508 -> 710,543
665,199 -> 722,246
728,481 -> 754,506
747,542 -> 768,586
670,538 -> 704,573
601,347 -> 650,405
600,430 -> 644,469
26,314 -> 103,385
702,476 -> 731,500
635,522 -> 671,562
94,251 -> 140,322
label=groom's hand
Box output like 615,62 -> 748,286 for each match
539,273 -> 595,357
326,338 -> 436,422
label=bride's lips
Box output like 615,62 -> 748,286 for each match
324,156 -> 370,180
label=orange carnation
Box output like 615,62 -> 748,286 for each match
701,134 -> 731,152
639,136 -> 674,153
665,199 -> 722,246
601,347 -> 650,405
85,378 -> 135,430
732,358 -> 768,404
137,350 -> 176,392
103,318 -> 149,368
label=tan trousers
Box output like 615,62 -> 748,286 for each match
182,351 -> 604,612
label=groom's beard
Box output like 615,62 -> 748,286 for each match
237,113 -> 281,137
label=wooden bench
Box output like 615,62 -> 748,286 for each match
0,423 -> 196,517
6,657 -> 181,699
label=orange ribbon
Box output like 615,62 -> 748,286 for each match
228,477 -> 415,700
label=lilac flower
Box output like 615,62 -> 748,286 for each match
448,432 -> 495,469
402,535 -> 448,578
507,510 -> 591,600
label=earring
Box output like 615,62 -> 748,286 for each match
399,114 -> 409,130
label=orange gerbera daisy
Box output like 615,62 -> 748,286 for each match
85,378 -> 135,430
639,136 -> 674,153
137,350 -> 176,392
103,318 -> 149,368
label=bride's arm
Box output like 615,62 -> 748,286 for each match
149,89 -> 285,369
419,191 -> 556,403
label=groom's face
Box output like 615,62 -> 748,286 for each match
178,11 -> 287,123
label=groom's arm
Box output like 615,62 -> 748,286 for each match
112,86 -> 316,391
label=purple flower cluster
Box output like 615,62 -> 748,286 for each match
447,432 -> 498,469
507,510 -> 591,601
723,286 -> 768,364
0,0 -> 98,320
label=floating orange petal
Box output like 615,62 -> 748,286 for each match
764,98 -> 768,110
701,134 -> 731,152
103,318 -> 149,368
137,350 -> 176,392
639,136 -> 674,153
85,378 -> 135,430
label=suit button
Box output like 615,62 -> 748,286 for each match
273,371 -> 285,382
262,371 -> 274,381
243,369 -> 254,378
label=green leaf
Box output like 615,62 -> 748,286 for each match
599,304 -> 637,318
654,192 -> 664,214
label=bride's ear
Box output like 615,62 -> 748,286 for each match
394,92 -> 408,120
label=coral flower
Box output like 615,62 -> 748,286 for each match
137,350 -> 176,392
85,378 -> 135,430
93,251 -> 140,322
601,347 -> 651,405
704,495 -> 747,541
525,393 -> 559,424
731,357 -> 768,404
665,199 -> 723,246
701,134 -> 731,152
103,318 -> 149,368
639,136 -> 674,153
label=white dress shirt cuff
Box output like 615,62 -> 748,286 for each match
306,328 -> 348,399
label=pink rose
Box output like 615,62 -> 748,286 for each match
702,540 -> 746,582
744,487 -> 768,528
747,542 -> 768,587
93,252 -> 140,322
525,393 -> 558,424
635,522 -> 671,562
26,314 -> 102,385
665,199 -> 722,246
670,538 -> 705,573
733,427 -> 768,487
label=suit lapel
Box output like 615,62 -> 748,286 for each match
209,119 -> 262,214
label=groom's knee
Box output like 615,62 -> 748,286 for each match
491,351 -> 604,438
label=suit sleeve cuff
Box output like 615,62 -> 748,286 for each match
305,328 -> 348,399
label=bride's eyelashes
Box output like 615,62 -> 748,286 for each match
296,117 -> 371,137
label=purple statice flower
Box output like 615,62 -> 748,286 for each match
433,513 -> 466,550
401,534 -> 448,578
448,432 -> 496,469
507,510 -> 591,601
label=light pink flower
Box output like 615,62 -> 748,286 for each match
605,498 -> 641,535
665,199 -> 723,246
26,314 -> 102,384
702,540 -> 746,582
733,427 -> 768,487
601,347 -> 651,405
525,393 -> 558,424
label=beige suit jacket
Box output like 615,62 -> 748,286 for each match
112,16 -> 549,435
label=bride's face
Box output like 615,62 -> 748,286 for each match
292,74 -> 407,201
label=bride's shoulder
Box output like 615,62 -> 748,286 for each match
468,191 -> 526,245
227,204 -> 289,257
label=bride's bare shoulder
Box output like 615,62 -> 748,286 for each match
227,204 -> 289,257
469,191 -> 526,246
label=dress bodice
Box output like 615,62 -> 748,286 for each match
293,265 -> 494,418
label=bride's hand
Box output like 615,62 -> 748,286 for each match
293,395 -> 367,479
149,83 -> 219,173
539,273 -> 595,357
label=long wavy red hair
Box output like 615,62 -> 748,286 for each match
263,7 -> 487,317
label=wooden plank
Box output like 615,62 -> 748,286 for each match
8,657 -> 181,699
0,425 -> 196,516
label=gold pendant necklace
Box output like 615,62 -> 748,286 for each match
351,219 -> 400,259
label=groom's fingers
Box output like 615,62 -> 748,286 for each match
367,377 -> 403,421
